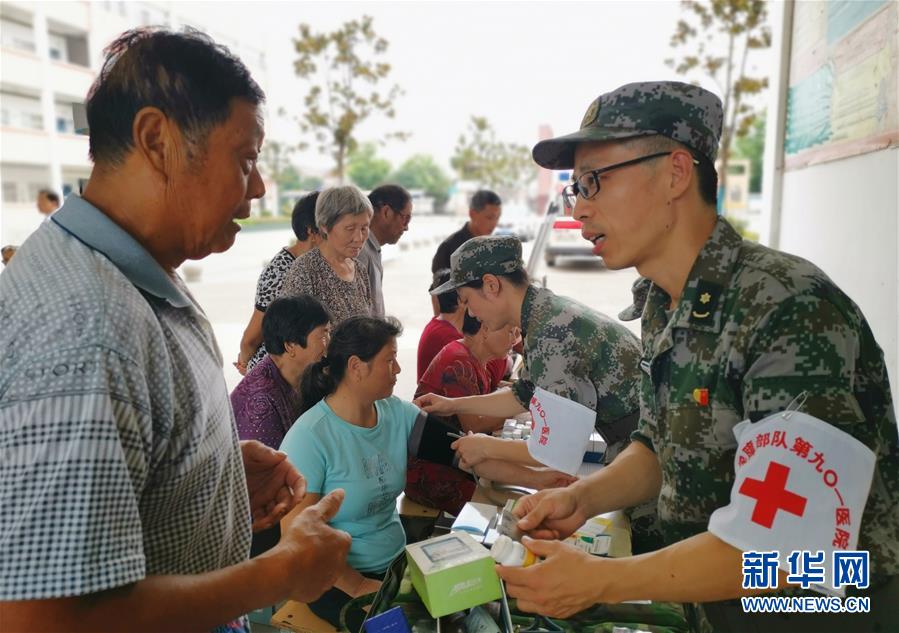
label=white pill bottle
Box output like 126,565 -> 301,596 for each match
490,535 -> 539,567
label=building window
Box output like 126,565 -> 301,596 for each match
48,32 -> 67,62
1,18 -> 36,53
55,103 -> 75,134
2,182 -> 17,203
0,92 -> 44,130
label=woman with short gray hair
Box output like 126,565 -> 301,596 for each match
280,185 -> 373,324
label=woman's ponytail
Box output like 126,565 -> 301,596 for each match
300,357 -> 337,414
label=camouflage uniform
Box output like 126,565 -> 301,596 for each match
431,235 -> 662,552
430,235 -> 643,459
531,80 -> 899,627
631,217 -> 899,578
511,284 -> 641,460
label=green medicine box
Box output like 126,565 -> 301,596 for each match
405,532 -> 502,617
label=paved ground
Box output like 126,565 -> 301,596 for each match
186,215 -> 641,398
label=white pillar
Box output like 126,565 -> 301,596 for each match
760,0 -> 794,250
32,6 -> 64,198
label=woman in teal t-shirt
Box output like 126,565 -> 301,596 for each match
280,316 -> 461,627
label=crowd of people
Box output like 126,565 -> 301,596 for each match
1,26 -> 896,633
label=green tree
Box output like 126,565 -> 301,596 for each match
293,16 -> 405,183
347,143 -> 392,190
279,165 -> 302,191
392,154 -> 451,211
666,0 -> 771,197
450,116 -> 535,191
733,113 -> 765,193
300,175 -> 323,191
259,140 -> 293,184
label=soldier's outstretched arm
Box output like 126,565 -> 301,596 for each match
414,387 -> 527,418
515,441 -> 661,539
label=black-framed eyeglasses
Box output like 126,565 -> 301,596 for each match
561,151 -> 699,210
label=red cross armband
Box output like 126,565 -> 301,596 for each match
707,407 -> 876,595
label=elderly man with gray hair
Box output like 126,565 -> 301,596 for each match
280,185 -> 373,324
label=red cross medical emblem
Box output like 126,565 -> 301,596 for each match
738,461 -> 808,528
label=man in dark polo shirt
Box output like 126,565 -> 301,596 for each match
431,189 -> 502,314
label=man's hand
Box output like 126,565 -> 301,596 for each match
451,433 -> 494,469
513,486 -> 587,540
233,357 -> 248,376
413,392 -> 459,416
241,440 -> 306,532
279,490 -> 352,603
496,537 -> 610,618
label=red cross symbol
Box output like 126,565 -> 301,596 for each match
738,461 -> 807,528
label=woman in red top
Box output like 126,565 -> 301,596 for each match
409,312 -> 573,514
417,269 -> 508,384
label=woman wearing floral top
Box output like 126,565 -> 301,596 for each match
280,185 -> 372,324
235,192 -> 320,374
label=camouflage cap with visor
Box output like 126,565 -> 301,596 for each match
430,236 -> 524,295
532,81 -> 724,170
618,276 -> 652,321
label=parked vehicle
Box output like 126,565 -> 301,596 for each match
543,195 -> 598,267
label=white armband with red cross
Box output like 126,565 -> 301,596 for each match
708,410 -> 875,594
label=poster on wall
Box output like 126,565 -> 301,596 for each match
784,0 -> 898,170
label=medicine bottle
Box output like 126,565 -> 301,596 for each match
490,535 -> 539,567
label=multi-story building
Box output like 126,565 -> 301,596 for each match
1,1 -> 274,245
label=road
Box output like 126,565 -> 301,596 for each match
187,216 -> 642,398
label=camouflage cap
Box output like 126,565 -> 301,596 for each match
618,276 -> 652,321
430,236 -> 524,295
532,81 -> 723,170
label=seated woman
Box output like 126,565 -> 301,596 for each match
417,268 -> 508,384
231,294 -> 331,557
231,294 -> 331,449
409,311 -> 574,514
280,316 -> 462,627
235,192 -> 320,374
280,185 -> 372,325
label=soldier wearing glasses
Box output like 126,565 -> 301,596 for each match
499,81 -> 897,631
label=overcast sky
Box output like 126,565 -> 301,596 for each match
183,0 -> 772,175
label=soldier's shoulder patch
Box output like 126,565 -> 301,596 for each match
690,280 -> 723,324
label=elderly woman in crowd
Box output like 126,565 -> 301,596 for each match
231,294 -> 331,557
235,192 -> 321,375
279,185 -> 373,324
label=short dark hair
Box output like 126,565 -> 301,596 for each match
262,295 -> 330,355
461,268 -> 529,290
622,135 -> 718,206
693,155 -> 718,206
38,189 -> 60,204
86,27 -> 264,165
430,269 -> 459,314
369,184 -> 411,213
301,316 -> 402,412
291,192 -> 320,242
470,190 -> 501,211
461,310 -> 482,336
